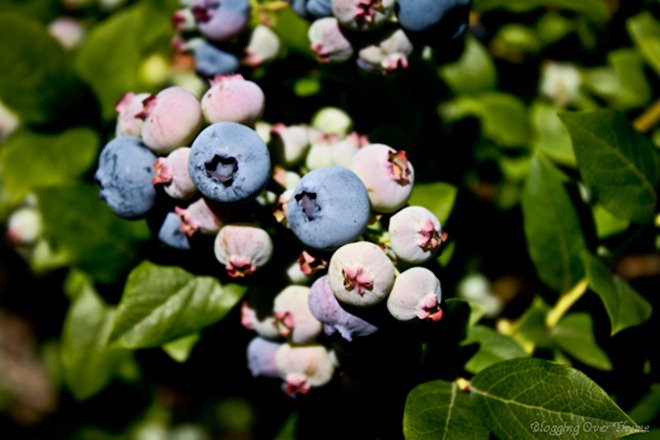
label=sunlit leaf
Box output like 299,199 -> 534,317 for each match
408,182 -> 457,226
463,325 -> 528,374
109,261 -> 247,348
471,358 -> 640,440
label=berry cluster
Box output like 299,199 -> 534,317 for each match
292,0 -> 472,74
95,75 -> 447,397
172,0 -> 282,79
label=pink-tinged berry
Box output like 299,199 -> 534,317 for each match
357,27 -> 413,74
139,86 -> 203,154
308,17 -> 354,63
331,0 -> 395,32
273,285 -> 323,344
297,250 -> 328,275
0,100 -> 20,142
305,132 -> 339,170
152,147 -> 198,200
247,336 -> 282,378
175,197 -> 228,236
115,92 -> 150,137
328,241 -> 395,307
270,123 -> 311,166
388,205 -> 442,264
275,343 -> 335,397
308,275 -> 379,341
214,224 -> 273,278
192,0 -> 250,43
241,301 -> 281,340
349,143 -> 415,213
201,74 -> 265,126
243,24 -> 281,67
331,131 -> 368,167
6,206 -> 42,247
387,267 -> 443,322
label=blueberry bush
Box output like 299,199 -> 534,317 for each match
1,0 -> 659,439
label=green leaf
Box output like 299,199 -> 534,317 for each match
439,36 -> 497,95
408,182 -> 457,226
75,2 -> 173,122
593,205 -> 630,239
404,379 -> 490,440
521,154 -> 587,292
109,261 -> 247,349
471,358 -> 639,440
583,49 -> 652,110
627,11 -> 660,76
552,313 -> 612,371
0,128 -> 99,204
463,325 -> 528,374
35,184 -> 150,284
61,270 -> 133,400
162,333 -> 201,363
511,297 -> 553,350
559,109 -> 660,224
582,252 -> 653,335
0,13 -> 79,125
530,102 -> 576,166
472,0 -> 610,23
628,383 -> 660,426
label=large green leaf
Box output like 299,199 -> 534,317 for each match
75,1 -> 173,121
408,182 -> 457,225
439,35 -> 497,95
559,110 -> 660,224
628,384 -> 660,426
627,11 -> 660,76
109,261 -> 247,349
530,101 -> 575,166
471,358 -> 640,440
0,13 -> 79,125
61,271 -> 133,400
0,128 -> 99,204
582,252 -> 653,335
35,184 -> 150,284
552,313 -> 612,371
462,325 -> 528,374
404,379 -> 489,440
521,154 -> 587,292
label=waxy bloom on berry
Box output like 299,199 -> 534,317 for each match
388,205 -> 442,264
387,267 -> 443,322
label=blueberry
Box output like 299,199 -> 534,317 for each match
193,40 -> 240,79
243,25 -> 281,67
388,205 -> 442,264
201,74 -> 266,126
247,336 -> 282,378
188,122 -> 271,204
175,197 -> 228,236
241,301 -> 282,340
308,275 -> 379,341
158,212 -> 192,250
273,285 -> 323,344
332,0 -> 395,32
288,0 -> 333,19
213,224 -> 274,278
286,165 -> 370,251
115,92 -> 149,137
139,86 -> 203,155
152,147 -> 198,201
395,0 -> 471,44
387,267 -> 443,322
308,17 -> 354,63
94,136 -> 157,219
192,0 -> 250,43
327,241 -> 395,307
6,206 -> 42,247
275,343 -> 335,396
357,27 -> 413,74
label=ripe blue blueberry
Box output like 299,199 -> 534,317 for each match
191,0 -> 250,43
286,165 -> 370,251
188,122 -> 271,204
95,136 -> 157,219
158,212 -> 192,250
193,40 -> 240,79
395,0 -> 471,43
